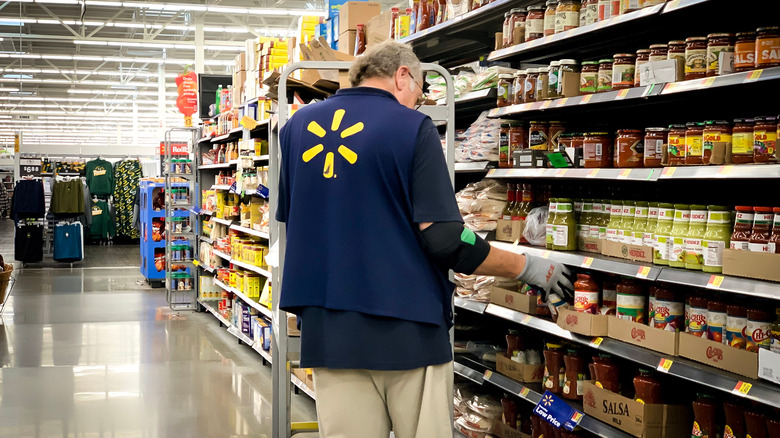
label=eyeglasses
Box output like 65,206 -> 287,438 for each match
408,71 -> 427,110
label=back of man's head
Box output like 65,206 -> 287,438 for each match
348,41 -> 422,87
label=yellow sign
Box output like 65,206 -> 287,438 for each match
13,134 -> 19,152
589,337 -> 603,348
657,358 -> 673,373
241,115 -> 259,130
733,381 -> 752,396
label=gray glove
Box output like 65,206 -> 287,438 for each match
516,253 -> 574,301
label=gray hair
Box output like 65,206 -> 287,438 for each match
348,40 -> 422,87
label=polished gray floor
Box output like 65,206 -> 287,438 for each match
0,221 -> 318,438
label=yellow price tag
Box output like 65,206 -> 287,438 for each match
581,257 -> 594,268
732,381 -> 752,396
616,89 -> 629,99
657,358 -> 674,373
558,98 -> 569,106
580,94 -> 593,104
618,169 -> 631,178
707,275 -> 725,288
702,77 -> 716,87
522,314 -> 532,324
541,251 -> 551,259
719,165 -> 734,175
484,370 -> 493,379
557,169 -> 568,176
241,115 -> 259,130
663,167 -> 677,177
590,337 -> 603,348
668,0 -> 681,9
193,260 -> 200,266
520,387 -> 530,397
746,69 -> 763,81
636,266 -> 651,279
587,169 -> 599,177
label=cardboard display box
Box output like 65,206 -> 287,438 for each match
638,58 -> 684,86
287,313 -> 301,337
558,71 -> 580,98
513,150 -> 548,168
495,219 -> 525,243
365,9 -> 391,46
337,30 -> 357,55
607,316 -> 679,356
490,286 -> 537,314
601,239 -> 654,263
582,381 -> 691,438
299,37 -> 353,89
758,348 -> 780,385
678,332 -> 758,379
557,306 -> 609,336
495,353 -> 544,383
492,420 -> 532,438
338,1 -> 380,34
722,248 -> 780,282
578,236 -> 603,253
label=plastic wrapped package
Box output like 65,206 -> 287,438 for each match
455,111 -> 505,163
454,70 -> 477,97
455,274 -> 496,302
522,206 -> 549,246
426,72 -> 448,101
467,394 -> 504,419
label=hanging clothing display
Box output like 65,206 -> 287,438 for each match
113,159 -> 142,238
85,158 -> 114,196
12,179 -> 45,220
53,223 -> 84,262
0,183 -> 9,218
15,223 -> 43,263
51,179 -> 85,215
89,200 -> 115,240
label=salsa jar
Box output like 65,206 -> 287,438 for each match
573,273 -> 599,314
497,74 -> 513,107
653,286 -> 683,330
547,61 -> 561,99
702,120 -> 731,165
509,8 -> 526,46
499,123 -> 511,167
555,0 -> 580,34
769,207 -> 780,253
612,53 -> 636,89
746,308 -> 773,351
583,132 -> 613,167
597,58 -> 613,92
668,40 -> 686,63
634,49 -> 650,87
529,121 -> 549,150
667,124 -> 686,166
726,305 -> 748,349
649,43 -> 668,62
525,5 -> 545,41
732,118 -> 755,163
730,206 -> 754,250
502,12 -> 512,48
542,343 -> 565,393
633,369 -> 662,404
748,206 -> 773,252
706,33 -> 734,77
548,121 -> 566,150
755,26 -> 780,69
615,129 -> 644,167
557,59 -> 579,96
536,67 -> 549,100
684,121 -> 704,165
616,278 -> 645,324
513,70 -> 526,104
707,300 -> 727,343
592,355 -> 620,392
525,68 -> 539,102
734,31 -> 757,72
753,116 -> 777,163
580,61 -> 599,94
687,296 -> 708,336
544,0 -> 558,36
685,37 -> 708,80
562,350 -> 586,400
582,0 -> 597,26
644,127 -> 666,167
509,122 -> 526,156
692,394 -> 719,438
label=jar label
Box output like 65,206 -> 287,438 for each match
735,41 -> 756,68
529,129 -> 549,150
643,232 -> 654,247
747,320 -> 771,350
598,226 -> 607,240
687,307 -> 707,335
748,242 -> 770,252
672,237 -> 686,263
584,4 -> 597,25
708,310 -> 727,343
756,37 -> 780,66
633,231 -> 645,246
597,68 -> 612,92
729,241 -> 749,250
498,84 -> 509,100
525,18 -> 543,38
612,64 -> 635,87
543,12 -> 555,35
685,48 -> 707,74
620,229 -> 633,245
580,72 -> 597,93
707,211 -> 730,224
769,242 -> 776,253
606,228 -> 619,242
645,139 -> 663,159
703,240 -> 725,267
574,290 -> 599,313
683,238 -> 703,267
602,287 -> 617,309
685,135 -> 703,157
707,45 -> 733,74
690,210 -> 707,223
703,132 -> 732,152
668,134 -> 684,158
732,132 -> 753,155
653,299 -> 683,330
771,328 -> 780,353
554,11 -> 578,34
617,293 -> 646,324
725,316 -> 747,348
590,225 -> 601,239
654,235 -> 671,261
735,211 -> 754,224
552,224 -> 569,247
754,130 -> 777,155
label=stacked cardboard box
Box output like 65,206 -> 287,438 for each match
336,1 -> 380,55
232,52 -> 246,105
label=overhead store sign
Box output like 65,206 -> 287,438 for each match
159,142 -> 189,156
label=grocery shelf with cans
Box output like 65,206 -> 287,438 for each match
486,164 -> 780,181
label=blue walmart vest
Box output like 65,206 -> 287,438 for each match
277,87 -> 454,327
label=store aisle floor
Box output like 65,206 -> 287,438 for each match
0,221 -> 318,438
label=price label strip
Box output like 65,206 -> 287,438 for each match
732,381 -> 752,397
718,165 -> 734,176
586,169 -> 599,178
615,89 -> 629,99
589,337 -> 603,348
617,169 -> 631,179
636,266 -> 652,279
522,314 -> 533,324
558,98 -> 569,106
520,387 -> 530,398
581,257 -> 594,268
662,167 -> 677,177
706,275 -> 725,289
580,94 -> 593,105
657,358 -> 674,373
744,69 -> 763,82
541,251 -> 552,259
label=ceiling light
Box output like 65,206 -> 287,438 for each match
0,52 -> 233,66
73,39 -> 244,51
3,0 -> 326,17
65,89 -> 178,96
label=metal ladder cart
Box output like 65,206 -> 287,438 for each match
163,127 -> 200,311
269,61 -> 455,438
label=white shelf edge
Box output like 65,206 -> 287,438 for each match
229,224 -> 270,239
213,278 -> 273,320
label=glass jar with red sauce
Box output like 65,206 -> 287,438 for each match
513,70 -> 526,104
525,5 -> 545,41
685,122 -> 704,165
573,273 -> 599,314
633,369 -> 662,404
548,121 -> 566,150
612,53 -> 636,90
691,394 -> 719,438
706,33 -> 734,77
702,120 -> 731,165
592,354 -> 620,393
583,132 -> 612,168
755,26 -> 780,69
769,207 -> 780,253
544,0 -> 557,37
563,349 -> 586,400
571,133 -> 584,149
667,124 -> 686,166
644,127 -> 666,167
525,69 -> 539,102
723,401 -> 746,438
745,411 -> 768,438
634,49 -> 650,87
730,206 -> 754,250
687,296 -> 709,337
509,122 -> 526,158
506,329 -> 523,357
685,37 -> 708,80
734,32 -> 757,72
749,206 -> 773,252
543,343 -> 565,394
753,116 -> 777,163
667,40 -> 686,63
732,118 -> 755,163
652,286 -> 683,331
615,129 -> 644,168
509,9 -> 526,46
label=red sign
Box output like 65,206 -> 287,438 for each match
159,142 -> 189,156
175,70 -> 198,117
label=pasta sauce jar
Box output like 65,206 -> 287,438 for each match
734,32 -> 757,72
732,118 -> 755,164
597,58 -> 613,92
615,129 -> 644,168
555,0 -> 580,34
702,120 -> 731,165
612,53 -> 636,90
529,121 -> 549,150
667,40 -> 686,63
525,5 -> 545,41
544,0 -> 558,36
755,26 -> 780,69
753,116 -> 778,163
706,33 -> 734,77
583,132 -> 612,167
667,124 -> 686,166
634,49 -> 650,87
579,61 -> 599,94
644,127 -> 666,167
649,43 -> 668,62
685,37 -> 708,80
685,122 -> 704,165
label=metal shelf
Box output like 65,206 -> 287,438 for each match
213,249 -> 231,262
199,235 -> 213,245
487,167 -> 659,181
230,258 -> 272,279
490,241 -> 662,281
211,217 -> 233,226
454,296 -> 488,314
252,341 -> 273,364
656,164 -> 780,179
229,224 -> 270,239
455,162 -> 493,173
199,161 -> 238,170
211,127 -> 243,144
483,303 -> 780,409
454,361 -> 485,385
197,263 -> 214,274
253,155 -> 269,162
656,268 -> 780,301
211,184 -> 232,191
291,373 -> 316,400
214,278 -> 273,320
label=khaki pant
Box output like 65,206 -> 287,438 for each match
312,362 -> 453,438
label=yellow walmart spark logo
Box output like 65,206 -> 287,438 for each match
542,394 -> 554,407
303,109 -> 363,179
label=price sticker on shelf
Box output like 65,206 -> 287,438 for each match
522,314 -> 533,324
718,165 -> 734,176
706,275 -> 725,289
580,94 -> 593,104
192,260 -> 200,267
617,169 -> 631,179
541,251 -> 552,259
657,358 -> 674,373
559,98 -> 569,106
745,69 -> 763,81
484,370 -> 493,379
667,0 -> 681,9
520,387 -> 530,397
540,100 -> 553,109
581,257 -> 594,268
240,115 -> 259,130
663,82 -> 678,93
636,266 -> 652,279
556,169 -> 568,176
732,381 -> 752,397
589,337 -> 603,348
662,167 -> 677,177
701,77 -> 716,88
616,89 -> 629,99
586,169 -> 600,177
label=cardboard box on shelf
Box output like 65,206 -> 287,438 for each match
559,71 -> 580,98
582,381 -> 691,438
495,219 -> 525,243
556,306 -> 609,336
578,236 -> 603,253
338,1 -> 380,34
722,249 -> 780,282
492,419 -> 532,438
678,332 -> 758,379
607,316 -> 679,356
337,30 -> 357,55
490,286 -> 537,314
639,59 -> 684,86
601,239 -> 654,263
235,53 -> 246,71
287,313 -> 301,337
365,10 -> 391,46
495,353 -> 544,383
299,37 -> 353,89
758,348 -> 780,385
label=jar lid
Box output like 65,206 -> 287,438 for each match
514,70 -> 524,76
545,0 -> 558,5
618,129 -> 642,133
529,121 -> 547,124
733,117 -> 754,124
686,121 -> 704,127
636,49 -> 651,54
526,5 -> 544,11
549,121 -> 564,124
736,31 -> 756,38
735,205 -> 754,211
685,36 -> 707,43
756,115 -> 778,122
649,43 -> 668,49
581,60 -> 599,65
668,40 -> 685,45
757,26 -> 780,33
707,33 -> 734,39
613,53 -> 636,58
645,127 -> 668,132
673,203 -> 690,209
505,11 -> 511,16
587,132 -> 609,135
500,123 -> 511,127
668,123 -> 686,129
755,206 -> 773,212
499,74 -> 514,78
549,60 -> 561,66
559,58 -> 578,65
510,8 -> 526,13
598,58 -> 614,63
704,120 -> 730,126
